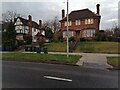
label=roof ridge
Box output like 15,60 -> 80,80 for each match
71,8 -> 89,12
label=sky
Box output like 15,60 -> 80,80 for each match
0,0 -> 120,30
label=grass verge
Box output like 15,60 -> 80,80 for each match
107,57 -> 120,69
2,53 -> 81,65
75,41 -> 119,54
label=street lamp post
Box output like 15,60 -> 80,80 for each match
66,0 -> 69,57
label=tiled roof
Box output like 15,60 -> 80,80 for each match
60,9 -> 100,22
15,17 -> 39,29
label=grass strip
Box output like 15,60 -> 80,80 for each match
107,57 -> 120,69
2,53 -> 81,65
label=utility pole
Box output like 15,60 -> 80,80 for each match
66,0 -> 69,57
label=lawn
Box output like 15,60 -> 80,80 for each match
2,53 -> 80,65
107,57 -> 120,69
47,42 -> 66,52
47,41 -> 119,54
75,41 -> 119,54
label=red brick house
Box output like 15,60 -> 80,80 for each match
59,4 -> 101,41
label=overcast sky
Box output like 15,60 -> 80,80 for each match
1,0 -> 120,30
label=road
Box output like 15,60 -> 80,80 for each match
2,60 -> 119,88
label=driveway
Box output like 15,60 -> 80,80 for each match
76,53 -> 119,70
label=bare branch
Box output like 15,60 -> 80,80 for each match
2,10 -> 23,23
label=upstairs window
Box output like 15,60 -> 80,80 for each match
64,21 -> 72,26
75,20 -> 81,26
85,18 -> 94,25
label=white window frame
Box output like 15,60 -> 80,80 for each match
64,21 -> 72,26
63,31 -> 74,38
85,18 -> 94,25
82,29 -> 95,37
75,20 -> 81,26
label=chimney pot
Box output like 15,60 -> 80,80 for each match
28,15 -> 32,21
62,9 -> 65,19
96,4 -> 100,15
39,20 -> 42,30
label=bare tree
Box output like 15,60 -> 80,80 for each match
2,10 -> 23,23
43,16 -> 60,33
51,16 -> 60,33
43,16 -> 61,42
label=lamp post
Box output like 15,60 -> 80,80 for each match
66,0 -> 69,57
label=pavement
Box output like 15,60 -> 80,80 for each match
2,60 -> 119,88
76,53 -> 119,70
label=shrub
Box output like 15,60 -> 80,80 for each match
69,36 -> 75,42
23,35 -> 32,45
17,40 -> 24,46
80,38 -> 86,41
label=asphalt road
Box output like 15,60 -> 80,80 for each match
2,60 -> 119,88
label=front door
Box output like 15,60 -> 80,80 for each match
76,31 -> 80,41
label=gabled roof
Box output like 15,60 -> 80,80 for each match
15,17 -> 39,29
60,9 -> 100,22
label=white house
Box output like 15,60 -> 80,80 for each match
14,15 -> 45,42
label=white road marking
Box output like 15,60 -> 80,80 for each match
44,76 -> 72,82
106,69 -> 110,71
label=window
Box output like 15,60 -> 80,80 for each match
85,19 -> 88,25
82,29 -> 95,37
85,18 -> 94,25
19,26 -> 22,29
64,21 -> 72,26
63,31 -> 74,38
25,30 -> 28,34
69,21 -> 72,26
75,20 -> 81,25
15,26 -> 21,30
91,19 -> 93,24
16,30 -> 20,33
25,26 -> 29,30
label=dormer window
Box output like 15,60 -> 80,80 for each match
85,18 -> 94,25
75,20 -> 81,26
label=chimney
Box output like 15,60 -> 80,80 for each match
96,4 -> 100,15
28,15 -> 32,22
39,20 -> 42,30
62,9 -> 65,18
28,15 -> 32,36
